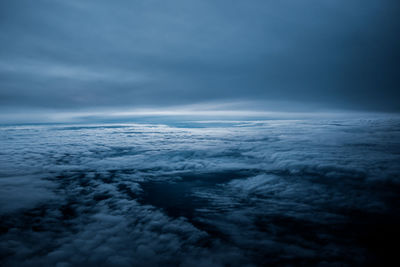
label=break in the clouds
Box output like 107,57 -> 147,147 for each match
1,0 -> 400,116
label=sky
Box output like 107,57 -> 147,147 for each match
0,0 -> 399,122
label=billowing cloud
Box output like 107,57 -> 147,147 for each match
1,119 -> 399,265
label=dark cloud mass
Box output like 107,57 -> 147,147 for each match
1,119 -> 400,265
0,0 -> 399,115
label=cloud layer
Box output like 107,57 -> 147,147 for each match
0,0 -> 399,113
1,119 -> 400,265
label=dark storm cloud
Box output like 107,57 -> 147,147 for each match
0,0 -> 399,113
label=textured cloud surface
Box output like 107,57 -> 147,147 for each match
1,119 -> 400,266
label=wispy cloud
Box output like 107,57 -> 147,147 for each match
0,60 -> 148,83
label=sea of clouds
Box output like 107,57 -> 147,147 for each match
0,119 -> 399,266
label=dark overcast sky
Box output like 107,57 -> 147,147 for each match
0,0 -> 399,117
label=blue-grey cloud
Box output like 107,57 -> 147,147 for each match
1,119 -> 399,265
0,0 -> 399,115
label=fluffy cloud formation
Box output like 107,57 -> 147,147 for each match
0,119 -> 399,266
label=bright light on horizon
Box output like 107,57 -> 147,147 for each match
0,102 -> 397,124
